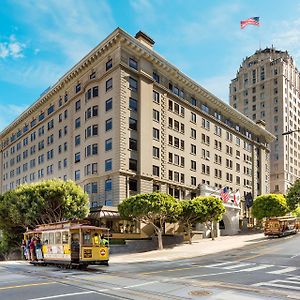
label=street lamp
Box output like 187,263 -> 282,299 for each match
282,129 -> 300,136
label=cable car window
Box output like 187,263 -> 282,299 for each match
62,231 -> 69,244
55,232 -> 62,244
83,231 -> 91,245
43,233 -> 49,244
49,232 -> 54,244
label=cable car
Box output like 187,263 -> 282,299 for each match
264,216 -> 299,237
23,220 -> 109,268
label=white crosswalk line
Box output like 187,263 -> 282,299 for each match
223,263 -> 252,269
240,264 -> 274,272
253,279 -> 300,291
267,267 -> 297,274
205,261 -> 238,268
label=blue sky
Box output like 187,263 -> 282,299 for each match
1,0 -> 300,131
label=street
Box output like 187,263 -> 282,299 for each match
0,234 -> 299,300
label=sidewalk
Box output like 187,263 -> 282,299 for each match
110,232 -> 267,263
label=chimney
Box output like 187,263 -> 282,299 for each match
135,31 -> 155,49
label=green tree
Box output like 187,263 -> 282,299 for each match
177,199 -> 207,244
252,194 -> 288,220
291,207 -> 300,218
13,179 -> 89,228
196,196 -> 225,240
286,179 -> 300,211
118,192 -> 182,250
0,179 -> 89,258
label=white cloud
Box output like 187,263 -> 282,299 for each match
0,35 -> 26,59
16,0 -> 116,62
0,104 -> 29,132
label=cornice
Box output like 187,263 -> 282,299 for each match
1,27 -> 275,144
0,28 -> 122,139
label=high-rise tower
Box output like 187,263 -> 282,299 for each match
230,47 -> 300,194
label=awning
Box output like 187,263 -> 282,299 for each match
89,206 -> 120,219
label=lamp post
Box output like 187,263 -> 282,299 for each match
282,129 -> 300,136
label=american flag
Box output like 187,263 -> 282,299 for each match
240,17 -> 260,29
220,187 -> 229,202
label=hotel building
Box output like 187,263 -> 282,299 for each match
1,28 -> 274,222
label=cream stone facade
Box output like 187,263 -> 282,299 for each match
1,28 -> 274,224
230,47 -> 300,194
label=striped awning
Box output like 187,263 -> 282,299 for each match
89,207 -> 120,219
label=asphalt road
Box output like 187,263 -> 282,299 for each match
0,234 -> 299,300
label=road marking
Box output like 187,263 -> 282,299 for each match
223,263 -> 252,269
181,269 -> 242,279
205,261 -> 237,268
291,254 -> 300,259
267,267 -> 297,274
27,291 -> 95,300
0,282 -> 56,291
142,265 -> 205,275
240,264 -> 274,272
97,281 -> 159,292
253,280 -> 300,291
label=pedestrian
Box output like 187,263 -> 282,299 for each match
100,234 -> 109,247
29,237 -> 36,261
35,237 -> 43,260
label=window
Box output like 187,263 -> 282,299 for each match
106,78 -> 113,91
48,119 -> 54,130
105,159 -> 112,171
129,138 -> 137,151
153,72 -> 160,83
129,77 -> 138,92
106,59 -> 112,71
153,165 -> 159,176
191,144 -> 196,155
75,83 -> 81,93
191,176 -> 196,186
129,179 -> 137,191
75,117 -> 81,129
75,100 -> 81,111
75,170 -> 80,181
48,105 -> 54,115
191,128 -> 196,139
129,118 -> 137,130
105,98 -> 112,111
75,135 -> 80,146
129,58 -> 138,70
105,138 -> 112,151
129,97 -> 137,111
191,97 -> 197,106
191,160 -> 196,171
153,109 -> 160,122
153,146 -> 159,158
129,158 -> 137,171
153,91 -> 159,103
153,128 -> 159,140
75,152 -> 80,163
191,112 -> 196,123
90,71 -> 96,79
92,86 -> 99,97
105,118 -> 112,131
39,112 -> 45,121
105,179 -> 112,191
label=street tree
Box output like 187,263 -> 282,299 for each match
177,199 -> 207,244
12,179 -> 90,228
0,179 -> 89,257
252,194 -> 288,220
118,192 -> 182,250
196,196 -> 225,240
286,179 -> 300,211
